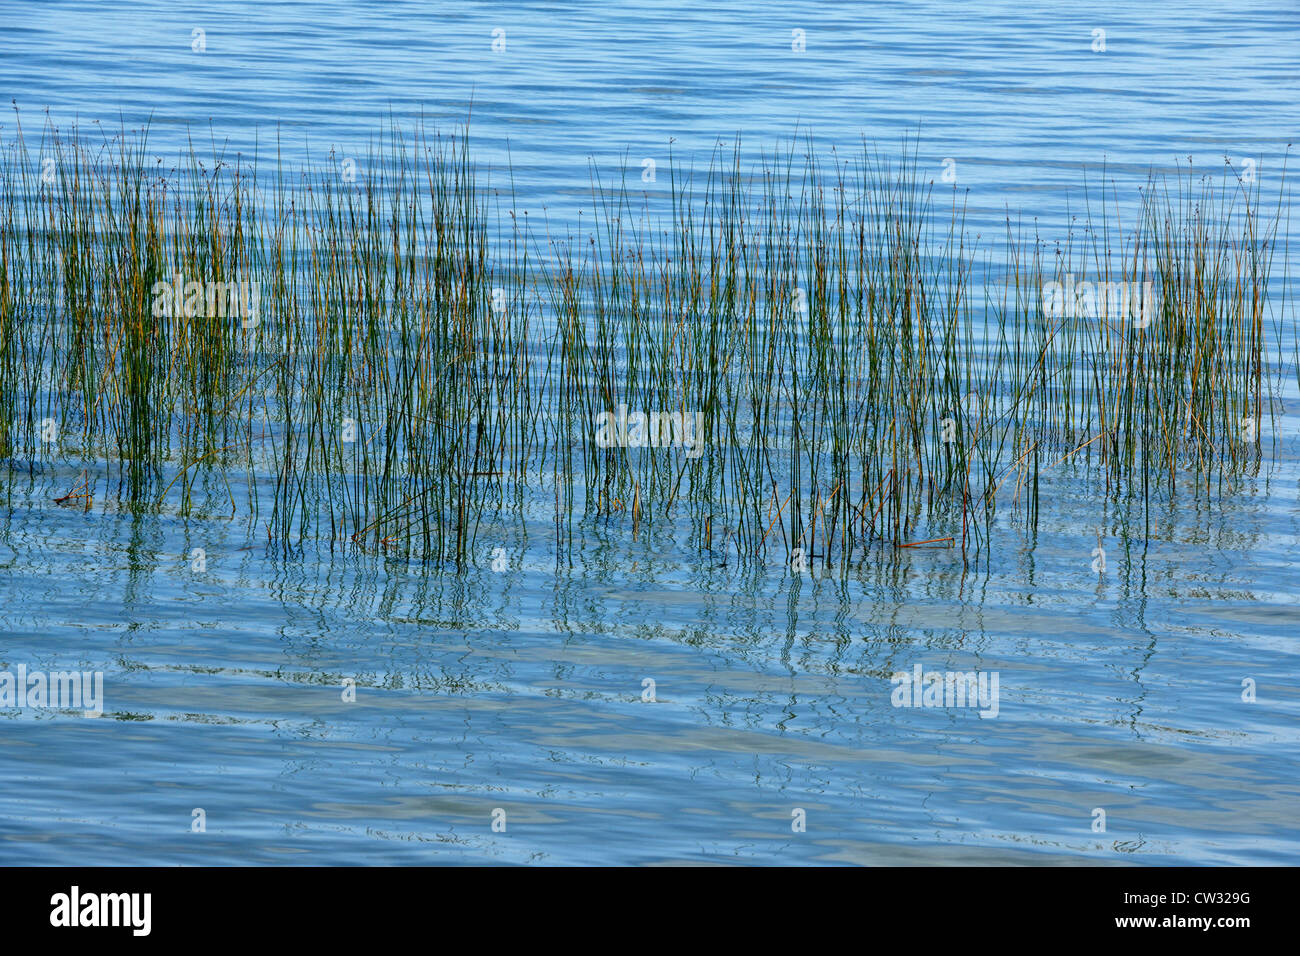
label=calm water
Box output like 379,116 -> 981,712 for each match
1,1 -> 1299,865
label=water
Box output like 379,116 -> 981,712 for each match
2,0 -> 1299,865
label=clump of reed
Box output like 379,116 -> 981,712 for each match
0,112 -> 1290,570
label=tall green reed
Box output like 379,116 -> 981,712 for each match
0,115 -> 1289,571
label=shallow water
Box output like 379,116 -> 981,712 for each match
1,0 -> 1299,865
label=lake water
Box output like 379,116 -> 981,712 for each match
1,0 -> 1298,865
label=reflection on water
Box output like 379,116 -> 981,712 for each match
1,460 -> 1298,864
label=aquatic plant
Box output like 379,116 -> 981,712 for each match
0,114 -> 1289,570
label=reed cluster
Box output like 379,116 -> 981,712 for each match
0,116 -> 1289,568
